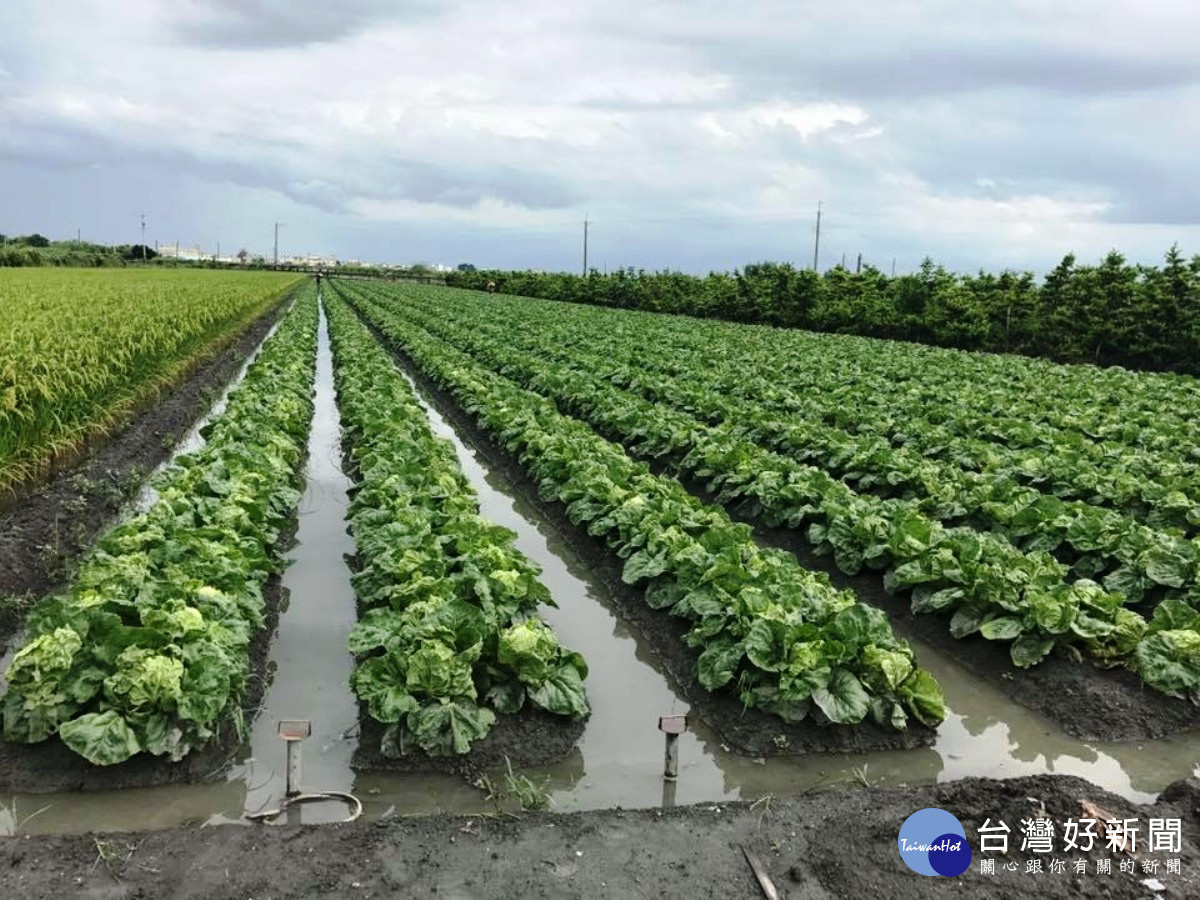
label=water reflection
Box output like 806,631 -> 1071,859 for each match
1,314 -> 1197,836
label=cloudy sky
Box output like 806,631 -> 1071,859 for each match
1,1 -> 1196,273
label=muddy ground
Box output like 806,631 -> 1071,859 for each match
369,325 -> 934,758
0,297 -> 289,655
2,774 -> 1197,899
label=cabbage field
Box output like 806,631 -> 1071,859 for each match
326,279 -> 1200,708
4,269 -> 1200,786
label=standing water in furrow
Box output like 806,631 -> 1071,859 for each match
0,280 -> 1195,835
240,294 -> 360,823
342,296 -> 1200,813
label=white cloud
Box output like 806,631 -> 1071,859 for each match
0,0 -> 1196,270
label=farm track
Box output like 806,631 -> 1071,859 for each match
336,287 -> 936,756
335,281 -> 1200,743
0,292 -> 293,656
3,774 -> 1198,899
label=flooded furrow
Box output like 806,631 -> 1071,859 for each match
238,298 -> 360,824
2,298 -> 1197,835
369,353 -> 1199,811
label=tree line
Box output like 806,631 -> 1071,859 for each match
446,248 -> 1200,374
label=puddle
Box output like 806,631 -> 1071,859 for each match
2,298 -> 1198,835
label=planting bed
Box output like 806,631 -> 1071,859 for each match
336,279 -> 1200,743
0,286 -> 318,789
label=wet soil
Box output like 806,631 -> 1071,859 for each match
2,773 -> 1197,899
354,708 -> 588,775
0,298 -> 289,654
363,325 -> 935,758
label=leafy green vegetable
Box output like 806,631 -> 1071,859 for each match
58,711 -> 143,766
0,286 -> 319,764
326,295 -> 589,760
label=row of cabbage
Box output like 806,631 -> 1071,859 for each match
324,295 -> 590,756
0,284 -> 317,765
339,282 -> 1200,703
0,268 -> 301,492
329,279 -> 947,732
398,294 -> 1200,608
417,285 -> 1200,534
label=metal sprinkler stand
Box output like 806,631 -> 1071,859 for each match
658,714 -> 688,781
278,719 -> 312,797
244,719 -> 362,824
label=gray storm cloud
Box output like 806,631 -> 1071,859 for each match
0,0 -> 1196,270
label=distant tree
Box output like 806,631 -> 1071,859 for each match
120,244 -> 158,261
409,262 -> 433,276
237,248 -> 249,264
457,263 -> 477,273
23,233 -> 50,248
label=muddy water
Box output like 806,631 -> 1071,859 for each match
1,308 -> 1198,836
237,301 -> 360,824
370,366 -> 1200,815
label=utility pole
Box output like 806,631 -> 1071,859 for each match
891,257 -> 897,277
582,214 -> 589,277
274,222 -> 285,266
855,252 -> 862,274
140,213 -> 146,261
216,241 -> 220,262
76,227 -> 81,243
811,201 -> 822,272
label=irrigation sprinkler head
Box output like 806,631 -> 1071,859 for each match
658,714 -> 688,735
278,719 -> 311,797
659,714 -> 689,781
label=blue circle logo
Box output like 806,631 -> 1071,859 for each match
898,808 -> 972,877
